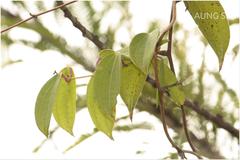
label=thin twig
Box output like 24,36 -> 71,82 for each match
183,150 -> 203,159
56,1 -> 106,50
1,0 -> 77,33
156,1 -> 177,51
181,105 -> 202,158
73,75 -> 92,79
166,5 -> 175,74
76,84 -> 87,88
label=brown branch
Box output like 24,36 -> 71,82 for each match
181,105 -> 198,153
184,100 -> 239,138
56,1 -> 106,50
1,0 -> 77,34
146,76 -> 239,139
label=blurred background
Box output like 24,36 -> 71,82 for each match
0,0 -> 239,159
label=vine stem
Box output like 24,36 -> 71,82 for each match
166,4 -> 175,74
153,56 -> 186,159
156,1 -> 176,50
154,1 -> 202,159
181,106 -> 200,156
153,2 -> 187,158
1,0 -> 77,34
164,1 -> 200,157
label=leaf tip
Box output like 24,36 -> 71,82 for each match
107,133 -> 114,140
44,134 -> 48,138
129,110 -> 134,122
42,130 -> 49,138
60,126 -> 74,136
219,62 -> 223,71
66,129 -> 74,136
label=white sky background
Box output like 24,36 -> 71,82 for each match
0,0 -> 239,159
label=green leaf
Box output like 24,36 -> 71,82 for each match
52,67 -> 76,135
142,82 -> 157,100
150,59 -> 185,105
120,59 -> 147,120
159,59 -> 185,105
87,49 -> 121,138
35,74 -> 60,137
185,1 -> 230,70
87,78 -> 115,139
129,29 -> 160,73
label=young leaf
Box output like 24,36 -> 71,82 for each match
129,29 -> 160,73
120,59 -> 147,120
185,1 -> 230,70
150,59 -> 185,105
87,49 -> 121,138
35,74 -> 60,137
52,67 -> 76,135
158,59 -> 185,105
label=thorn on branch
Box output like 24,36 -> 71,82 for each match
29,13 -> 37,19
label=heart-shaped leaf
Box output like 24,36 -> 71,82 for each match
129,29 -> 160,73
185,1 -> 230,70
